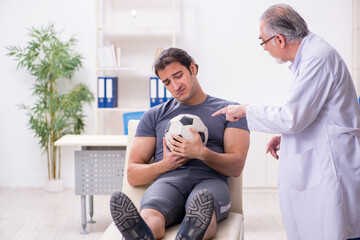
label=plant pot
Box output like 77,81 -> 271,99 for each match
44,179 -> 64,192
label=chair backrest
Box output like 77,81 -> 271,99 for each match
122,120 -> 243,214
123,111 -> 145,135
228,173 -> 243,214
122,120 -> 150,209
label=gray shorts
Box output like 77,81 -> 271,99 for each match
140,168 -> 231,227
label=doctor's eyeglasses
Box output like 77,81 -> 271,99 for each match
260,35 -> 276,46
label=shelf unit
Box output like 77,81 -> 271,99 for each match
95,0 -> 176,134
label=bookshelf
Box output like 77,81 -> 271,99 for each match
95,0 -> 176,134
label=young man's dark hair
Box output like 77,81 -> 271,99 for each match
154,47 -> 199,77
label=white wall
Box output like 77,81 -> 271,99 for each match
0,0 -> 354,188
0,0 -> 97,187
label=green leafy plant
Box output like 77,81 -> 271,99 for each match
6,23 -> 94,180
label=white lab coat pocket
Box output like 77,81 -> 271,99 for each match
286,147 -> 322,191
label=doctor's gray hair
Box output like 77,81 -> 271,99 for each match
261,4 -> 309,43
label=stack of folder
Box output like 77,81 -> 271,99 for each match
149,77 -> 173,107
98,77 -> 118,108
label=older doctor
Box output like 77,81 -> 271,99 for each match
213,4 -> 360,240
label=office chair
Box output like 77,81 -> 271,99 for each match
122,111 -> 145,135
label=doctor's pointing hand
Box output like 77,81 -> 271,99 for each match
212,4 -> 360,240
212,104 -> 281,160
212,104 -> 247,122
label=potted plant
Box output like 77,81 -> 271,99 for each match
6,23 -> 94,191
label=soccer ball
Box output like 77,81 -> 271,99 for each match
164,114 -> 208,150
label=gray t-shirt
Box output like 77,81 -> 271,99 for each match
136,95 -> 249,177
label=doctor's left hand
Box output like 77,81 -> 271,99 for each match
212,104 -> 248,122
266,136 -> 281,160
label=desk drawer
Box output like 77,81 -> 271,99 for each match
75,150 -> 126,195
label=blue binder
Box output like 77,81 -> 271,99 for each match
105,77 -> 118,108
149,77 -> 173,107
149,77 -> 158,107
98,77 -> 106,108
157,78 -> 166,105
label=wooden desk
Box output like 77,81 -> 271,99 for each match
55,135 -> 128,234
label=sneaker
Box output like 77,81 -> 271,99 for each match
110,191 -> 155,240
176,189 -> 214,240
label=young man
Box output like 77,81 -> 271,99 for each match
110,48 -> 250,240
213,4 -> 360,240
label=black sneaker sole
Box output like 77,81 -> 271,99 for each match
110,192 -> 154,240
176,189 -> 214,240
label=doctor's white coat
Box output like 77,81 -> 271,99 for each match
247,33 -> 360,240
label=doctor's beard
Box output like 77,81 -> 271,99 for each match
268,52 -> 287,64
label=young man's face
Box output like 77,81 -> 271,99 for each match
157,61 -> 198,104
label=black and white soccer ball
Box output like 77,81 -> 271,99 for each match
164,114 -> 208,151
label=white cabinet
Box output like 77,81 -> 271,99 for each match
95,0 -> 176,134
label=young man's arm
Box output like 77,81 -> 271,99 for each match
127,136 -> 190,187
169,128 -> 250,177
